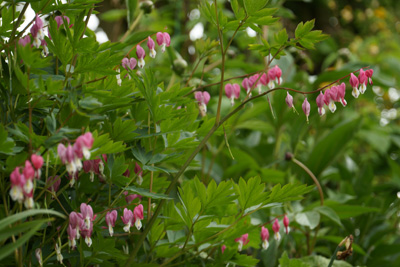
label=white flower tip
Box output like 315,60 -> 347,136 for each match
262,240 -> 269,250
135,219 -> 142,230
274,232 -> 281,241
85,236 -> 92,247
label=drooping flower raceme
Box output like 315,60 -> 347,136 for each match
225,83 -> 240,106
106,210 -> 118,237
156,32 -> 171,53
195,91 -> 211,113
134,204 -> 144,230
234,233 -> 249,252
136,45 -> 146,68
272,218 -> 281,241
57,132 -> 94,183
302,98 -> 311,123
283,215 -> 290,234
261,226 -> 270,250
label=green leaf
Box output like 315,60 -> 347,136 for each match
297,255 -> 352,267
0,124 -> 15,155
234,177 -> 267,211
279,251 -> 309,267
0,219 -> 51,242
125,186 -> 172,200
267,183 -> 314,203
243,0 -> 269,15
325,202 -> 380,219
295,211 -> 320,229
0,220 -> 45,261
0,209 -> 65,232
126,0 -> 138,26
275,29 -> 288,46
295,19 -> 315,39
306,118 -> 362,177
100,9 -> 127,22
231,253 -> 259,266
313,206 -> 343,228
79,96 -> 103,110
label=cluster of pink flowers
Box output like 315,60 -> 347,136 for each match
117,31 -> 171,85
195,91 -> 211,113
285,68 -> 374,122
68,203 -> 96,249
242,65 -> 283,96
222,215 -> 290,253
57,132 -> 94,186
19,14 -> 72,57
82,154 -> 107,182
120,205 -> 144,233
196,65 -> 283,114
9,154 -> 43,209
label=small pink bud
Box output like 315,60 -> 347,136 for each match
136,45 -> 146,68
337,82 -> 347,107
134,204 -> 144,230
261,226 -> 270,249
365,69 -> 373,85
18,35 -> 31,46
147,36 -> 156,58
106,210 -> 118,236
234,233 -> 249,252
23,160 -> 35,180
285,92 -> 294,108
272,219 -> 281,241
221,245 -> 226,254
283,215 -> 290,234
31,154 -> 44,170
316,92 -> 326,116
302,98 -> 310,123
47,176 -> 61,193
121,208 -> 134,232
358,69 -> 368,94
195,91 -> 211,113
350,73 -> 360,98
